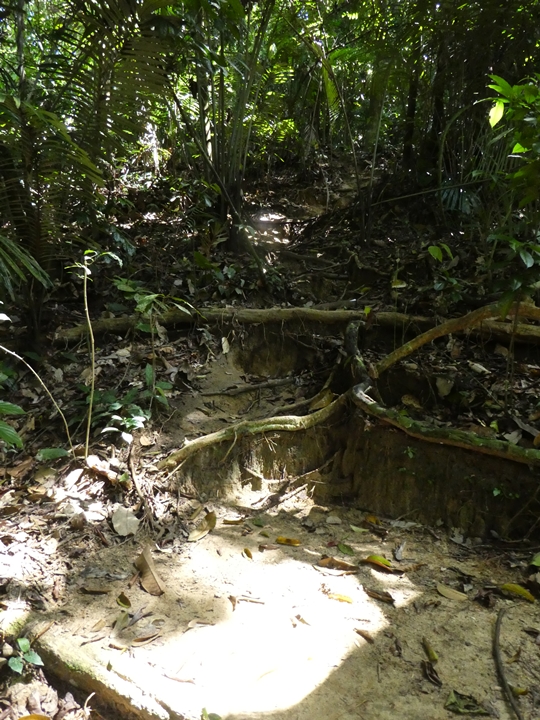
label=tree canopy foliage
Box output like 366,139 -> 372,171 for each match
0,0 -> 539,318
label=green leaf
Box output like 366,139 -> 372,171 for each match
519,248 -> 534,268
428,245 -> 443,262
488,75 -> 514,99
8,657 -> 23,674
530,552 -> 540,567
489,100 -> 505,128
0,401 -> 24,416
145,363 -> 154,388
36,447 -> 69,461
440,243 -> 453,260
17,638 -> 30,653
23,649 -> 43,666
512,142 -> 528,153
338,543 -> 355,556
0,421 -> 23,448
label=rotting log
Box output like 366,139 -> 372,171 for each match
53,302 -> 540,347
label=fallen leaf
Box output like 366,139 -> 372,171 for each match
327,593 -> 353,603
112,507 -> 140,536
437,583 -> 468,602
242,548 -> 253,560
362,554 -> 394,571
188,511 -> 216,542
276,536 -> 301,547
86,455 -> 118,483
80,584 -> 111,595
500,583 -> 535,602
354,628 -> 374,643
116,592 -> 131,608
444,689 -> 489,715
422,660 -> 442,687
317,556 -> 359,572
134,546 -> 166,596
132,631 -> 161,646
362,586 -> 395,605
337,542 -> 355,556
422,637 -> 438,664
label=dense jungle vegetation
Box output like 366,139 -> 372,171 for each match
1,0 -> 540,450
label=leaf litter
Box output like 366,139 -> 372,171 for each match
3,183 -> 540,719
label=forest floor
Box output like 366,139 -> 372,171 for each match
1,164 -> 540,719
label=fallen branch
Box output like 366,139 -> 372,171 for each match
54,301 -> 540,348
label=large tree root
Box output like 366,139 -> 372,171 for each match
157,391 -> 349,470
350,386 -> 540,467
53,302 -> 540,345
158,382 -> 540,474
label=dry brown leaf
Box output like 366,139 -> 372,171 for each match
86,455 -> 118,483
188,511 -> 216,542
134,546 -> 166,596
317,557 -> 359,572
436,583 -> 468,601
354,628 -> 375,643
132,631 -> 161,646
80,583 -> 111,595
112,507 -> 140,536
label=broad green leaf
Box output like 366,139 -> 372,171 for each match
489,100 -> 505,128
23,649 -> 43,666
488,74 -> 514,99
338,543 -> 355,556
440,243 -> 453,260
428,245 -> 443,262
145,363 -> 154,388
512,142 -> 528,153
0,421 -> 23,448
0,401 -> 24,416
17,638 -> 30,653
36,448 -> 69,461
519,248 -> 534,268
8,657 -> 23,674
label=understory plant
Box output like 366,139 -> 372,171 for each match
488,75 -> 540,296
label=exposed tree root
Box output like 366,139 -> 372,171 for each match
350,386 -> 540,467
159,382 -> 540,474
375,301 -> 540,375
157,391 -> 349,470
54,302 -> 540,347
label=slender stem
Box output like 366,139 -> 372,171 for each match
82,256 -> 95,459
0,345 -> 74,454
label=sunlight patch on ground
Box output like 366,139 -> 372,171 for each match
102,528 -> 421,719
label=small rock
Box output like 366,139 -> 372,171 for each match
2,642 -> 13,657
326,515 -> 342,525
